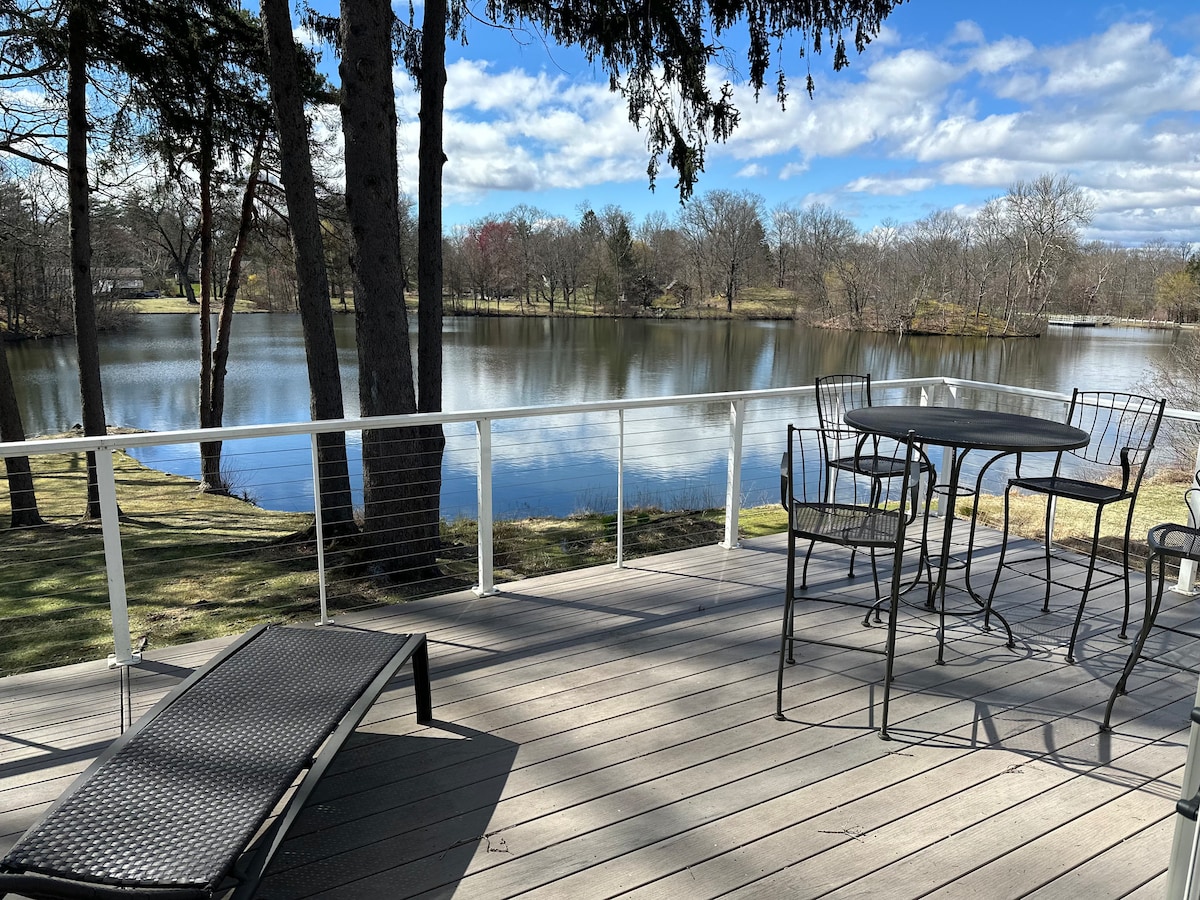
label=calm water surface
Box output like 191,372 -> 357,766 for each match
6,315 -> 1180,516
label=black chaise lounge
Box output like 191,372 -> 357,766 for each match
0,623 -> 432,900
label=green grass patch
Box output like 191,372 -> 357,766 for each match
0,448 -> 314,674
0,450 -> 736,673
967,472 -> 1191,567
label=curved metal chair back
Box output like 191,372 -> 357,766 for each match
782,425 -> 925,531
815,373 -> 873,429
1057,390 -> 1164,489
811,373 -> 934,580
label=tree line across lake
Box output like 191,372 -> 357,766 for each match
2,170 -> 1197,340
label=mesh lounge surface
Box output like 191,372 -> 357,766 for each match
0,624 -> 432,900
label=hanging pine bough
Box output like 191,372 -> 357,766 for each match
470,0 -> 907,199
355,0 -> 906,202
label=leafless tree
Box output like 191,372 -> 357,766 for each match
678,189 -> 767,312
796,203 -> 856,317
1004,173 -> 1093,327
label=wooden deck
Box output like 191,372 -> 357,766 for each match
2,522 -> 1198,898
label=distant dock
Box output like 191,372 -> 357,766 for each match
1046,314 -> 1113,327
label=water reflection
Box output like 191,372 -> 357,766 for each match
5,316 -> 1180,517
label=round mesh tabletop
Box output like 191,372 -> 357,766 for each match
843,406 -> 1090,454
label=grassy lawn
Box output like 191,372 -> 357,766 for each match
126,289 -> 1021,334
970,473 -> 1193,568
129,294 -> 261,314
0,449 -> 313,674
0,451 -> 731,673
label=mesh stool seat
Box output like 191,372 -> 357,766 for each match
1103,516 -> 1200,731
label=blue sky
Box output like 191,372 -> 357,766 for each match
317,1 -> 1200,244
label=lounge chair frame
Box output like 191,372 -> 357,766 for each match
0,623 -> 432,900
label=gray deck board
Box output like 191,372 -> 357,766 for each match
1,521 -> 1198,898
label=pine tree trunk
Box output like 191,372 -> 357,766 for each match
416,0 -> 448,561
197,108 -> 220,491
341,0 -> 441,581
0,335 -> 43,527
67,0 -> 106,520
261,0 -> 355,534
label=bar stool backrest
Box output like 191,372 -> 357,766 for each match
815,373 -> 880,479
815,374 -> 873,427
1058,390 -> 1165,493
1186,468 -> 1200,531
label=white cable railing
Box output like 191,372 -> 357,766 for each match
1,376 -> 1197,672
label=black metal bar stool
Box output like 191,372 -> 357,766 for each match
1103,478 -> 1200,731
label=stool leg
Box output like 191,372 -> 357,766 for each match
1118,502 -> 1137,639
1041,497 -> 1054,614
775,532 -> 798,721
1102,552 -> 1163,731
1065,505 -> 1106,665
984,484 -> 1014,631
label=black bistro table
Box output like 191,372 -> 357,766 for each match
843,405 -> 1090,661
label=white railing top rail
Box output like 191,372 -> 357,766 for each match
0,376 -> 1061,458
6,374 -> 1195,460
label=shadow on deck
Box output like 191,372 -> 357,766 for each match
2,522 -> 1197,899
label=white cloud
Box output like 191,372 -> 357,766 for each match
844,175 -> 936,195
968,37 -> 1035,74
865,48 -> 960,95
0,87 -> 50,110
779,161 -> 810,180
778,14 -> 1200,242
947,21 -> 985,47
294,26 -> 322,49
1038,23 -> 1162,97
374,9 -> 1200,241
394,59 -> 650,205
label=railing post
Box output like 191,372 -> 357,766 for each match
475,418 -> 495,596
309,435 -> 330,625
96,449 -> 139,667
1165,678 -> 1200,899
1177,437 -> 1200,595
616,409 -> 625,568
722,399 -> 744,550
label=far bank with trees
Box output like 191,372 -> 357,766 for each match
1,164 -> 1198,341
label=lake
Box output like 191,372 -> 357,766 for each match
5,315 -> 1182,517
